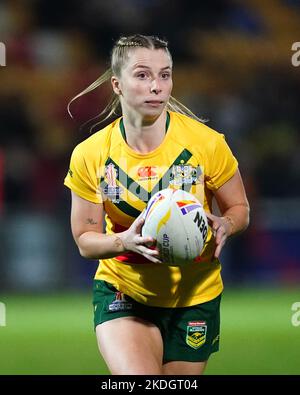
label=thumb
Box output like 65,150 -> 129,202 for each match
134,217 -> 145,235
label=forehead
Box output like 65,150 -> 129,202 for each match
124,47 -> 172,71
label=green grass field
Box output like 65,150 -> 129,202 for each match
0,287 -> 299,375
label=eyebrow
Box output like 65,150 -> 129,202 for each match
133,65 -> 172,71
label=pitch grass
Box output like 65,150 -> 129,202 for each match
0,287 -> 299,375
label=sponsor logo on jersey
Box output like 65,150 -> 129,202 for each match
137,166 -> 158,180
103,163 -> 123,203
108,291 -> 133,312
186,321 -> 207,349
170,164 -> 198,186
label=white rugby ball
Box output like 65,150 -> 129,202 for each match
142,188 -> 208,266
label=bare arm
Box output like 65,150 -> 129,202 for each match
207,169 -> 250,258
70,191 -> 160,263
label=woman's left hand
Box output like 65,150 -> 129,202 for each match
205,213 -> 233,259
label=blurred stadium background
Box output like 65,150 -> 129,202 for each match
0,0 -> 299,375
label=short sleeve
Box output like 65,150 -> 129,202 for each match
205,134 -> 238,190
64,144 -> 103,203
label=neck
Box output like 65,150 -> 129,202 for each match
122,111 -> 167,154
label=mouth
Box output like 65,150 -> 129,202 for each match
145,100 -> 164,106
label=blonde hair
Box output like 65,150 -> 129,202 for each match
68,34 -> 203,127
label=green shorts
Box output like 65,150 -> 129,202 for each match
93,280 -> 221,362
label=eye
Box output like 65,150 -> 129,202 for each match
137,72 -> 147,79
161,72 -> 171,79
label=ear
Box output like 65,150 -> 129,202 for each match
111,76 -> 122,96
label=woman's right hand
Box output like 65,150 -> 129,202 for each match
119,214 -> 162,263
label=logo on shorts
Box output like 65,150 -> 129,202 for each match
212,334 -> 220,345
186,321 -> 207,349
108,291 -> 133,312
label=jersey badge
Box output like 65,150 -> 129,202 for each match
170,164 -> 199,186
103,163 -> 123,203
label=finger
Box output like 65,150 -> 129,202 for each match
205,212 -> 215,226
143,253 -> 162,264
215,226 -> 226,244
208,219 -> 221,235
214,237 -> 226,258
138,245 -> 160,256
136,209 -> 146,222
212,224 -> 220,238
145,239 -> 157,248
137,246 -> 161,263
136,236 -> 156,246
214,243 -> 222,259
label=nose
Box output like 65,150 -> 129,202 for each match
150,78 -> 162,94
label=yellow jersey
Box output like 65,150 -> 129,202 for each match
64,111 -> 238,307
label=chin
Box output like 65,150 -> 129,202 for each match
141,106 -> 165,118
